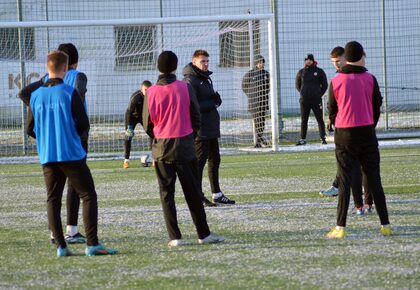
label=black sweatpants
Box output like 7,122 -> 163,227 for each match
332,161 -> 363,208
299,100 -> 326,140
154,159 -> 211,240
124,122 -> 152,160
332,166 -> 372,208
66,140 -> 88,227
335,143 -> 389,227
195,138 -> 221,196
124,121 -> 140,160
43,159 -> 98,248
251,110 -> 267,145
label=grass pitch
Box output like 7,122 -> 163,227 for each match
0,148 -> 419,289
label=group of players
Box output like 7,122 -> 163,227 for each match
18,39 -> 392,257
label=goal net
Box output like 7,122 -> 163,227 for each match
0,14 -> 277,157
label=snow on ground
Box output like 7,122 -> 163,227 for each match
1,138 -> 420,164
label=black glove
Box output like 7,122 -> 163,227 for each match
326,120 -> 334,132
213,92 -> 222,108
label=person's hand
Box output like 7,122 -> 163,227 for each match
125,128 -> 135,137
213,92 -> 222,108
326,120 -> 334,132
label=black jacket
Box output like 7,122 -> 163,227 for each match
242,68 -> 270,114
125,89 -> 144,127
142,74 -> 201,162
183,63 -> 220,140
296,64 -> 328,103
328,65 -> 383,146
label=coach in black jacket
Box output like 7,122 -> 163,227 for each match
295,53 -> 328,145
183,49 -> 235,206
242,55 -> 270,148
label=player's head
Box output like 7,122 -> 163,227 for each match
141,80 -> 152,95
192,49 -> 210,72
344,41 -> 365,66
157,51 -> 178,74
57,43 -> 79,68
304,53 -> 315,66
330,46 -> 345,71
254,55 -> 265,69
46,50 -> 68,78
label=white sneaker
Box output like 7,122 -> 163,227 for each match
168,239 -> 183,247
198,233 -> 225,244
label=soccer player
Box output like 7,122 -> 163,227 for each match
22,50 -> 116,256
123,80 -> 152,169
326,41 -> 392,238
142,50 -> 225,246
242,55 -> 270,148
183,49 -> 235,206
19,43 -> 88,244
320,46 -> 373,214
295,53 -> 328,145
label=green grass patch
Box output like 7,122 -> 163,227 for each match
0,147 -> 419,289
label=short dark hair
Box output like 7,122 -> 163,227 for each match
254,55 -> 265,65
141,80 -> 152,88
57,43 -> 79,65
192,49 -> 209,59
330,46 -> 345,58
47,50 -> 68,74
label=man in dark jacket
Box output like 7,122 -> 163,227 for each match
295,53 -> 328,145
326,41 -> 391,238
242,55 -> 270,148
142,51 -> 225,246
183,49 -> 235,206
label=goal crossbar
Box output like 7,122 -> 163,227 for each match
0,14 -> 273,28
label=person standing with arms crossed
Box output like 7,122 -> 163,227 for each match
22,50 -> 117,256
183,49 -> 235,207
19,43 -> 89,244
295,53 -> 328,145
242,55 -> 270,148
326,41 -> 391,238
142,51 -> 225,246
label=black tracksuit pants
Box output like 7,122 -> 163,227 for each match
66,140 -> 88,227
123,122 -> 152,160
154,159 -> 211,240
335,142 -> 389,227
251,110 -> 267,145
42,159 -> 98,248
195,138 -> 222,197
299,99 -> 326,140
332,165 -> 372,208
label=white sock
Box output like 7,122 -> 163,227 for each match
212,192 -> 223,199
50,231 -> 54,239
124,159 -> 129,163
335,226 -> 344,230
66,225 -> 78,236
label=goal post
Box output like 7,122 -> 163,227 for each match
0,14 -> 278,156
